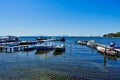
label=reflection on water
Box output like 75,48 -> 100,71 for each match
34,50 -> 54,60
98,51 -> 117,61
53,51 -> 65,56
104,55 -> 107,70
35,50 -> 51,55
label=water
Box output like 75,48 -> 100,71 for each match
0,36 -> 120,80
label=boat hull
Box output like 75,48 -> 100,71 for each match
97,46 -> 116,56
36,45 -> 54,50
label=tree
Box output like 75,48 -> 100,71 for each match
103,32 -> 120,37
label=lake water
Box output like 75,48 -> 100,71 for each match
0,37 -> 120,80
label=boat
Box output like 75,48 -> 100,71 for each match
97,46 -> 117,56
76,40 -> 88,45
54,44 -> 65,51
86,40 -> 97,49
86,40 -> 95,46
47,37 -> 56,41
36,44 -> 54,50
6,36 -> 19,42
19,41 -> 37,45
0,36 -> 19,43
60,37 -> 65,42
36,36 -> 47,43
55,37 -> 65,42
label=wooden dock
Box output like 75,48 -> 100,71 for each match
80,40 -> 120,55
114,49 -> 120,54
0,45 -> 28,53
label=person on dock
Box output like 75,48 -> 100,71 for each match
110,41 -> 115,50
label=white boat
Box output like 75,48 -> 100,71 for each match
76,40 -> 88,45
97,46 -> 117,56
54,44 -> 65,51
86,40 -> 95,46
35,40 -> 55,50
0,36 -> 19,43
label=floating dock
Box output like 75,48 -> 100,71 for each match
0,45 -> 28,53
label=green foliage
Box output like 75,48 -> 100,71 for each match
103,32 -> 120,37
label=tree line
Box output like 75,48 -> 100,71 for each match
103,32 -> 120,37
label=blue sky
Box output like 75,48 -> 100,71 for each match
0,0 -> 120,36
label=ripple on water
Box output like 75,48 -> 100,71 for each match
0,37 -> 120,80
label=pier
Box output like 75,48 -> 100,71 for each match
77,40 -> 120,56
0,45 -> 28,53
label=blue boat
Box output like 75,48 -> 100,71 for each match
36,45 -> 54,50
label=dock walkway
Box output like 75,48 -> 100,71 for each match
0,45 -> 28,53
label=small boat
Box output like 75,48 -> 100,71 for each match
36,36 -> 47,43
55,37 -> 65,42
97,46 -> 117,56
47,37 -> 56,41
6,36 -> 19,42
0,36 -> 19,43
76,40 -> 88,45
86,40 -> 95,46
60,37 -> 65,42
54,44 -> 65,51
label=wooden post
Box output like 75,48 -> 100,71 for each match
21,46 -> 24,51
0,47 -> 1,52
104,54 -> 107,69
18,47 -> 20,51
104,45 -> 107,55
1,47 -> 3,52
20,46 -> 22,51
14,47 -> 15,51
70,42 -> 72,56
26,41 -> 28,50
6,48 -> 7,53
10,48 -> 12,53
16,47 -> 18,51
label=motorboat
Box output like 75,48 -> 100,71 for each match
97,46 -> 117,56
54,44 -> 65,51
